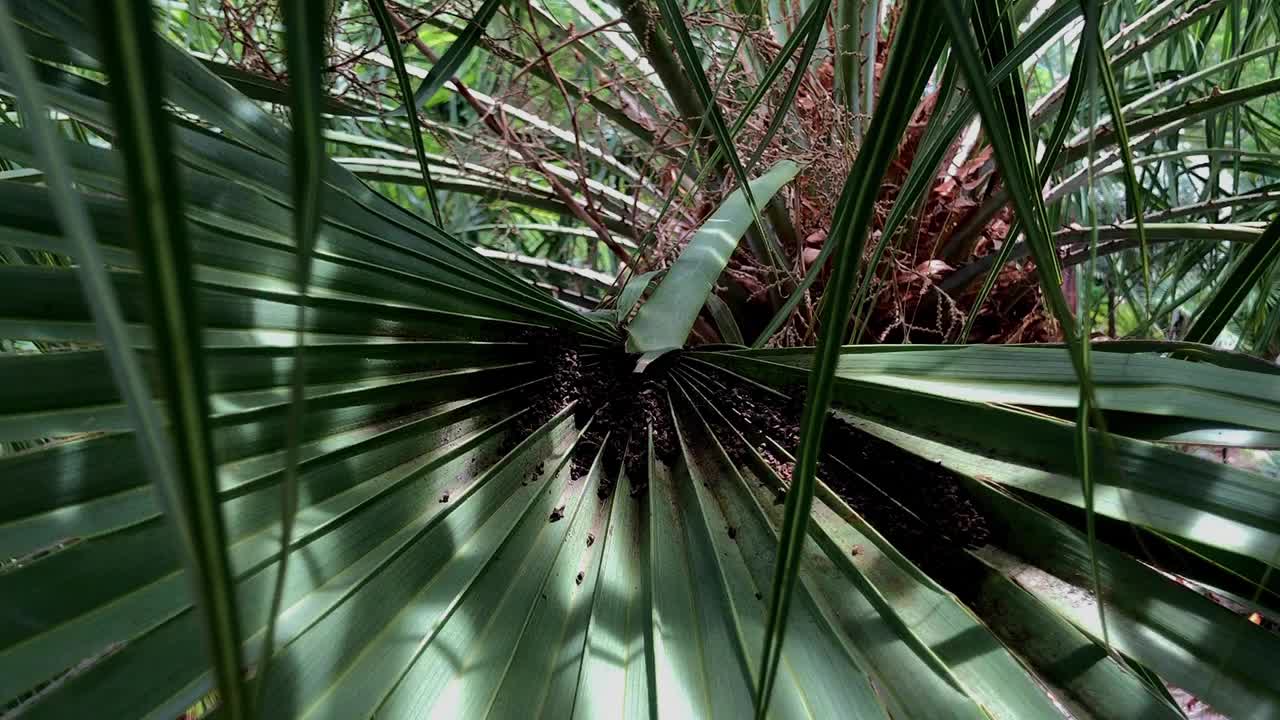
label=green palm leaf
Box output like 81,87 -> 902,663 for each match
627,161 -> 798,353
93,2 -> 251,715
399,0 -> 504,116
1185,215 -> 1280,344
4,1 -> 1280,718
752,3 -> 946,714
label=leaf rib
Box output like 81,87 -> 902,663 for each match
93,1 -> 251,716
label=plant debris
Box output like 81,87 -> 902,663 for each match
568,348 -> 678,496
507,333 -> 988,597
501,330 -> 582,458
698,369 -> 992,598
504,330 -> 678,497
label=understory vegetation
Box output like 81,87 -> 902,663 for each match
2,0 -> 1280,718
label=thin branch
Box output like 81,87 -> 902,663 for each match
385,3 -> 636,269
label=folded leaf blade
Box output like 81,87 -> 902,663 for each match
626,160 -> 798,353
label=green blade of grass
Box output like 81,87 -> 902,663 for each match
1185,214 -> 1280,344
633,0 -> 828,273
941,0 -> 1109,646
398,0 -> 504,116
742,0 -> 829,175
0,4 -> 246,710
684,0 -> 830,179
368,0 -> 444,226
252,0 -> 328,710
1077,156 -> 1108,652
973,0 -> 1056,283
939,0 -> 1084,359
752,2 -> 947,715
1076,0 -> 1113,648
650,0 -> 785,272
1084,0 -> 1150,296
93,1 -> 250,716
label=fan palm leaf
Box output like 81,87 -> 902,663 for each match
2,1 -> 1280,719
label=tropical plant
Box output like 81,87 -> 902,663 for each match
1,1 -> 1279,719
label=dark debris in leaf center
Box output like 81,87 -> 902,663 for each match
511,330 -> 992,598
697,370 -> 993,598
510,330 -> 678,497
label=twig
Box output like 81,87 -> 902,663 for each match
384,3 -> 637,269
